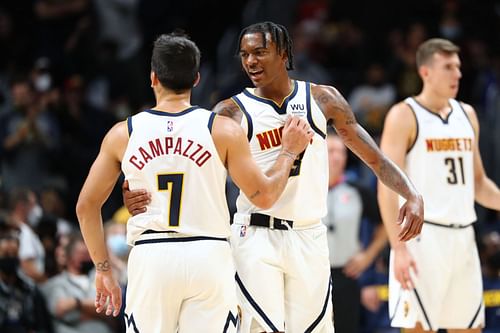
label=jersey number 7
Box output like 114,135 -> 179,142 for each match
157,173 -> 184,226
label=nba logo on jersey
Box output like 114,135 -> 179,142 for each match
240,225 -> 247,237
167,120 -> 173,132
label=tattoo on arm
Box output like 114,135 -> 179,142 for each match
96,260 -> 111,272
213,100 -> 243,122
314,87 -> 356,127
378,157 -> 412,199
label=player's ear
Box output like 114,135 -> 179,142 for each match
150,71 -> 159,87
418,65 -> 428,80
193,72 -> 201,88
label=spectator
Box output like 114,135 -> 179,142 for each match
7,187 -> 47,283
41,232 -> 116,333
0,213 -> 53,333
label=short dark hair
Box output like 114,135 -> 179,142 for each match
151,32 -> 201,93
416,38 -> 460,68
237,21 -> 294,70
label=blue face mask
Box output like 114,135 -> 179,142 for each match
107,234 -> 130,258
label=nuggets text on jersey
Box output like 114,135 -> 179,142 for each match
256,126 -> 284,150
425,137 -> 473,152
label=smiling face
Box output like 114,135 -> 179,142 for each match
421,51 -> 462,99
238,32 -> 289,88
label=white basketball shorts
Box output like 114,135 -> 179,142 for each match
230,219 -> 334,333
388,223 -> 484,331
124,232 -> 239,333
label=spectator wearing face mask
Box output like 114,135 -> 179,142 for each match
7,187 -> 47,283
104,220 -> 129,286
0,213 -> 53,333
41,232 -> 116,333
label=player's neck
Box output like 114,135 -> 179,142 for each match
153,90 -> 192,112
415,90 -> 451,116
254,77 -> 293,104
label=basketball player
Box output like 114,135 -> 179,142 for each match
378,38 -> 500,333
75,32 -> 313,333
124,22 -> 424,333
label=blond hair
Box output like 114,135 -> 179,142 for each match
416,38 -> 460,68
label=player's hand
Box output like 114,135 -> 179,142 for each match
95,270 -> 122,317
122,180 -> 151,216
393,244 -> 418,290
344,251 -> 372,278
361,286 -> 381,312
281,116 -> 314,156
397,194 -> 424,241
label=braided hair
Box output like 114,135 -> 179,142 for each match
236,21 -> 294,70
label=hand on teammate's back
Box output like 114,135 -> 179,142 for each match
122,180 -> 151,216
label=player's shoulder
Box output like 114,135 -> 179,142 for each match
102,120 -> 128,149
309,83 -> 349,116
212,97 -> 243,122
310,82 -> 342,97
385,100 -> 415,124
211,114 -> 244,137
456,100 -> 476,118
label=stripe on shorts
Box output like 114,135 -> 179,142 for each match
304,274 -> 333,333
235,273 -> 279,332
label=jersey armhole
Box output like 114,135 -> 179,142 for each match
305,82 -> 326,139
127,116 -> 133,137
208,112 -> 217,133
231,96 -> 253,141
405,102 -> 419,154
456,100 -> 475,136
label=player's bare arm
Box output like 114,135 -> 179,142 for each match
378,102 -> 420,289
76,121 -> 127,317
312,84 -> 423,241
212,114 -> 313,209
461,102 -> 500,210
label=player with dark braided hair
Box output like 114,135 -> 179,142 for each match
124,21 -> 424,333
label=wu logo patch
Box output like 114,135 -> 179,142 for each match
167,120 -> 174,132
290,104 -> 306,116
240,225 -> 247,237
404,301 -> 410,317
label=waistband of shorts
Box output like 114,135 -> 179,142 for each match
133,230 -> 227,246
424,221 -> 475,229
233,213 -> 320,230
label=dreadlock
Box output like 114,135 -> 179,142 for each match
236,21 -> 295,70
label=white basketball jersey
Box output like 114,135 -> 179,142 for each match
403,97 -> 476,225
232,80 -> 328,225
122,108 -> 230,244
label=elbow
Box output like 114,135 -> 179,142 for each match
75,196 -> 91,223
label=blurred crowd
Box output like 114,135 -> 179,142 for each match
0,0 -> 499,332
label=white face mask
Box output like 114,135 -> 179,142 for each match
34,73 -> 52,92
107,234 -> 130,258
28,204 -> 43,227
